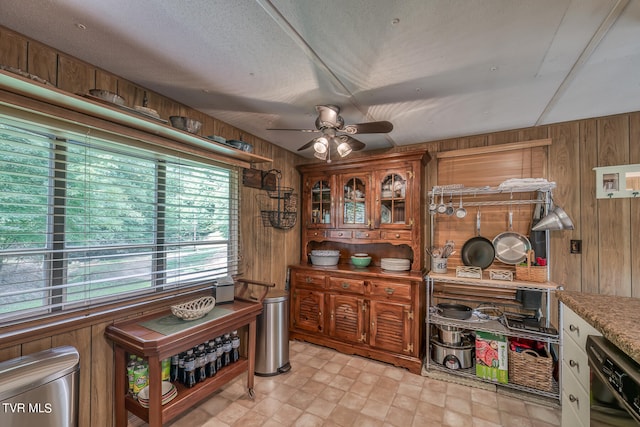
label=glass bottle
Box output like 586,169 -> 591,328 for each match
170,353 -> 180,382
178,352 -> 186,385
196,345 -> 207,382
222,333 -> 232,367
184,350 -> 196,388
206,341 -> 217,377
231,330 -> 240,363
215,337 -> 224,370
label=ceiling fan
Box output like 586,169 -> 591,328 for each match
269,105 -> 393,162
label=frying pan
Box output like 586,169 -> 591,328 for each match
461,209 -> 495,269
492,208 -> 531,264
436,303 -> 473,320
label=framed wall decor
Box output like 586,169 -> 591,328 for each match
593,164 -> 640,199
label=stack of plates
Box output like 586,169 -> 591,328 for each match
137,381 -> 177,408
381,258 -> 411,271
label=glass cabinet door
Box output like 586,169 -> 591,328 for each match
341,175 -> 369,227
309,178 -> 332,226
379,171 -> 409,226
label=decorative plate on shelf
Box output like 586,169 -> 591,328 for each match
381,205 -> 391,223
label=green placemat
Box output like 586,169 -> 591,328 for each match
140,306 -> 233,335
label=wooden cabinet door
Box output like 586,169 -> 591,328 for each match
304,174 -> 335,228
292,289 -> 325,333
375,166 -> 413,229
369,300 -> 413,355
328,294 -> 366,344
338,173 -> 372,228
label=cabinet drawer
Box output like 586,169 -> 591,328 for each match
306,229 -> 326,240
562,367 -> 590,427
380,230 -> 411,241
328,277 -> 366,294
327,230 -> 353,239
370,281 -> 412,301
354,230 -> 380,240
563,333 -> 590,392
562,304 -> 601,350
293,271 -> 326,287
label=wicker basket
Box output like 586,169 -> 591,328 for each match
171,296 -> 216,321
508,347 -> 555,392
515,264 -> 547,282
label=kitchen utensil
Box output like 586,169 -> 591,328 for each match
437,188 -> 447,214
492,206 -> 531,264
445,194 -> 454,216
552,206 -> 574,230
436,302 -> 473,320
88,89 -> 125,105
455,194 -> 467,218
461,209 -> 495,269
169,116 -> 202,134
529,201 -> 547,258
442,240 -> 455,258
436,324 -> 465,345
431,338 -> 475,369
428,192 -> 437,215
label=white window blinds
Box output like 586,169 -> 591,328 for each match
0,117 -> 240,323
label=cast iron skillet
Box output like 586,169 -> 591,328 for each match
436,303 -> 473,320
461,210 -> 495,269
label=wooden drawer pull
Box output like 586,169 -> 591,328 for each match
395,233 -> 400,238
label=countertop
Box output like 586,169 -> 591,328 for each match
557,290 -> 640,364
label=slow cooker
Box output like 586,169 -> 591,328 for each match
431,338 -> 475,370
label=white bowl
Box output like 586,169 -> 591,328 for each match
311,250 -> 340,257
353,253 -> 369,257
310,254 -> 339,266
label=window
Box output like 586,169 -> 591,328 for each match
0,118 -> 240,323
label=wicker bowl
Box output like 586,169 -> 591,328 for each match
171,296 -> 215,321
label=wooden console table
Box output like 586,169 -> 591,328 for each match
105,299 -> 262,427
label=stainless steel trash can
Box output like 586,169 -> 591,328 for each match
0,346 -> 79,427
255,289 -> 291,376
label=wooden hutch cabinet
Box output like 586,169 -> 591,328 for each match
290,150 -> 430,374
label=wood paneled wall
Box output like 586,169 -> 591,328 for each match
1,23 -> 639,427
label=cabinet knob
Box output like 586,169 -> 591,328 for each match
306,277 -> 312,283
338,232 -> 343,237
364,233 -> 369,237
569,359 -> 579,369
313,232 -> 318,236
569,324 -> 579,333
395,233 -> 400,238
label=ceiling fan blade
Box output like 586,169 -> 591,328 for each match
267,128 -> 319,133
344,135 -> 366,151
343,121 -> 393,134
297,139 -> 317,151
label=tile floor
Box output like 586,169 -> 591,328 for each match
129,341 -> 561,427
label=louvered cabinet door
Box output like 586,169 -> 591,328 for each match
292,289 -> 325,333
328,294 -> 366,344
369,300 -> 413,355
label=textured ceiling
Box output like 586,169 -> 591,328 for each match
1,0 -> 639,157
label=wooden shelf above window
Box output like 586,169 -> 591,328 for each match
0,70 -> 272,168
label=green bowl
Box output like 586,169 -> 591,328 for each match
351,256 -> 372,267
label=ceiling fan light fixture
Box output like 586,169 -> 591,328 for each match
313,136 -> 329,153
336,140 -> 352,157
313,149 -> 328,161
